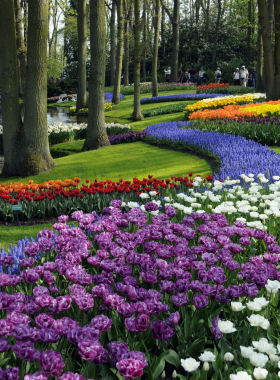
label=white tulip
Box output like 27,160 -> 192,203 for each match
246,301 -> 262,311
253,298 -> 269,308
218,320 -> 237,334
180,358 -> 200,372
149,191 -> 157,196
249,352 -> 268,367
247,314 -> 267,327
224,352 -> 234,361
231,302 -> 246,312
240,346 -> 255,359
203,362 -> 209,371
198,351 -> 216,362
253,368 -> 268,379
139,193 -> 150,199
230,371 -> 252,380
252,338 -> 274,353
172,370 -> 177,379
265,279 -> 280,293
269,354 -> 279,362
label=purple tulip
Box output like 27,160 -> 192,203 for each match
135,314 -> 150,332
56,295 -> 72,312
116,358 -> 144,379
166,311 -> 180,327
67,327 -> 99,346
39,328 -> 61,343
193,294 -> 209,309
150,320 -> 175,341
0,257 -> 14,267
108,341 -> 130,366
78,339 -> 108,364
0,337 -> 10,353
211,316 -> 222,339
24,372 -> 48,380
5,367 -> 20,380
172,293 -> 189,307
13,341 -> 40,361
21,269 -> 39,284
39,350 -> 65,377
23,243 -> 39,257
57,372 -> 85,380
52,317 -> 79,336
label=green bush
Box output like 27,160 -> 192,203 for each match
182,118 -> 280,146
196,86 -> 256,94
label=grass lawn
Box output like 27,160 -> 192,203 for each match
0,142 -> 212,185
270,147 -> 280,154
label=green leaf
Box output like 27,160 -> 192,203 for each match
152,358 -> 165,380
164,349 -> 181,369
188,338 -> 206,357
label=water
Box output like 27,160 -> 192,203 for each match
0,104 -> 88,124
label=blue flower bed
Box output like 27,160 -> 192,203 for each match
145,121 -> 280,181
104,92 -> 125,103
140,93 -> 229,104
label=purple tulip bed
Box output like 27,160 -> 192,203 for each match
104,93 -> 125,103
140,94 -> 229,104
1,199 -> 280,380
108,131 -> 147,145
145,121 -> 280,182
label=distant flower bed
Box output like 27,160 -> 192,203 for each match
140,93 -> 229,104
69,102 -> 114,114
197,85 -> 256,95
109,131 -> 147,145
141,82 -> 197,90
184,93 -> 266,119
197,83 -> 230,90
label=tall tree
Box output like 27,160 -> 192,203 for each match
83,0 -> 110,150
0,0 -> 23,176
112,0 -> 124,104
161,0 -> 180,83
161,1 -> 165,59
212,0 -> 222,69
14,0 -> 27,100
152,0 -> 160,97
110,1 -> 116,86
131,0 -> 144,121
142,0 -> 147,82
247,0 -> 252,66
256,24 -> 265,92
123,0 -> 131,86
76,0 -> 88,111
23,0 -> 55,175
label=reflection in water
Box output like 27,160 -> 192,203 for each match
0,105 -> 88,125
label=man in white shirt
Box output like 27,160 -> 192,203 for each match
214,68 -> 221,83
164,67 -> 171,83
240,65 -> 248,87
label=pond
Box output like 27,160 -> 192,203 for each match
0,105 -> 88,125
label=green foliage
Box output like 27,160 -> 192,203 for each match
183,119 -> 280,146
142,101 -> 197,117
196,86 -> 256,94
47,78 -> 79,97
47,58 -> 64,78
104,84 -> 197,96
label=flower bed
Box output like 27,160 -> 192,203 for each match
189,100 -> 280,120
197,83 -> 230,90
1,199 -> 280,379
145,121 -> 280,181
140,93 -> 229,105
109,131 -> 147,145
69,102 -> 113,115
184,94 -> 266,119
47,94 -> 77,103
196,86 -> 256,95
184,117 -> 280,146
141,83 -> 197,90
0,175 -> 211,222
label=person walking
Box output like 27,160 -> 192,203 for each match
189,66 -> 196,83
233,68 -> 240,86
245,66 -> 249,86
214,67 -> 222,83
185,68 -> 190,83
240,66 -> 247,87
164,67 -> 171,83
251,66 -> 257,89
199,67 -> 205,85
178,68 -> 184,83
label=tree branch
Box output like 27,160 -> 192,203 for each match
160,0 -> 173,21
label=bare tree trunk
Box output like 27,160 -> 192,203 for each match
205,0 -> 210,42
257,0 -> 275,99
171,0 -> 180,82
256,26 -> 265,92
246,0 -> 252,66
131,0 -> 144,121
110,1 -> 116,86
112,0 -> 124,104
83,0 -> 110,150
23,0 -> 28,46
152,0 -> 160,97
273,0 -> 280,99
211,0 -> 222,70
161,1 -> 165,59
14,0 -> 27,100
123,0 -> 130,86
76,0 -> 88,111
23,0 -> 55,176
142,0 -> 147,82
0,0 -> 23,176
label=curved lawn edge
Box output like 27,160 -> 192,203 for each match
145,121 -> 280,182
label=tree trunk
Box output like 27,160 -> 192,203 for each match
76,0 -> 88,111
110,1 -> 116,86
171,0 -> 179,83
273,0 -> 280,99
23,0 -> 28,46
256,26 -> 265,92
123,0 -> 130,86
0,0 -> 23,176
205,0 -> 210,42
246,0 -> 252,67
112,0 -> 124,104
257,0 -> 274,100
131,0 -> 144,121
23,0 -> 55,176
14,0 -> 27,100
142,0 -> 147,82
152,0 -> 160,97
211,0 -> 222,70
161,1 -> 165,59
83,0 -> 110,150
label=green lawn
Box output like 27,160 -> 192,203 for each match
270,147 -> 280,154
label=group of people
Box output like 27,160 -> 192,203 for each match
233,66 -> 257,89
164,65 -> 257,89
